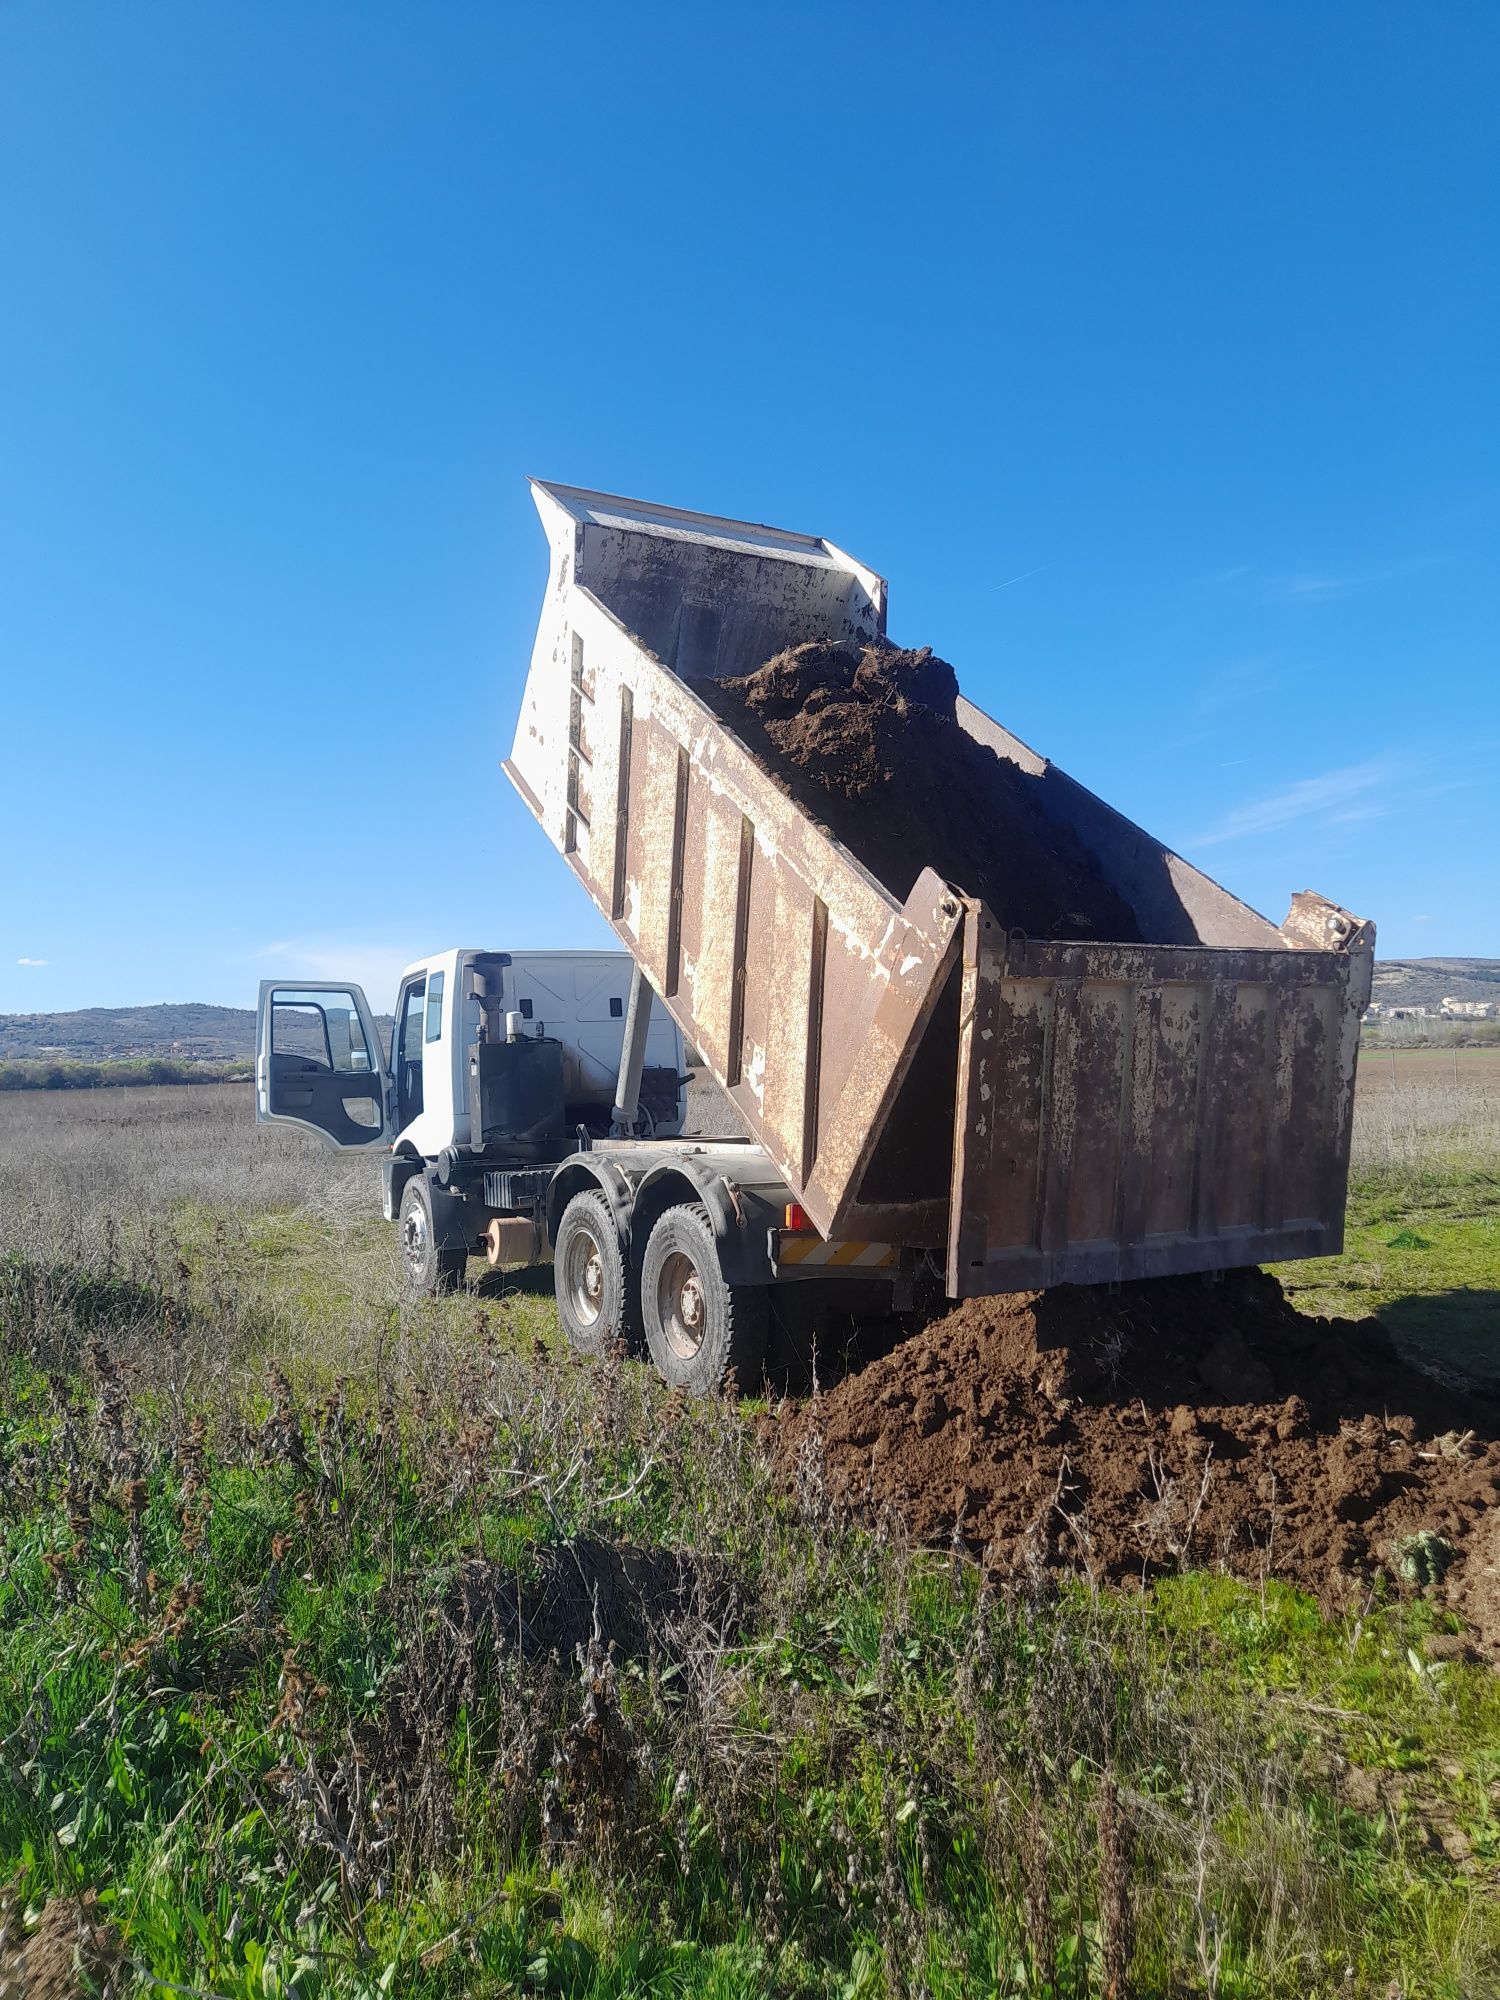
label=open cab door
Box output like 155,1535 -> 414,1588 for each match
256,981 -> 392,1149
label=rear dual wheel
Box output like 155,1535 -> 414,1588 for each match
553,1190 -> 636,1355
640,1202 -> 767,1395
552,1193 -> 767,1395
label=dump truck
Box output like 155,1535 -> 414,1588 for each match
257,480 -> 1374,1393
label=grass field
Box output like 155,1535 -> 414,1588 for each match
0,1078 -> 1497,1998
1276,1047 -> 1500,1391
1356,1048 -> 1500,1094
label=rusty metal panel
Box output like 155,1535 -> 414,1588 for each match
1212,981 -> 1271,1229
810,913 -> 867,1160
948,924 -> 1374,1295
506,581 -> 963,1240
951,935 -> 1048,1259
761,879 -> 822,1190
1146,983 -> 1204,1239
1064,982 -> 1129,1246
732,825 -> 778,1116
678,786 -> 743,1078
1284,982 -> 1340,1223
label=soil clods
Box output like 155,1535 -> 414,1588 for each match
705,640 -> 1143,941
770,1270 -> 1500,1652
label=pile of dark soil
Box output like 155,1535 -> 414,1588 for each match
704,640 -> 1142,941
769,1271 -> 1500,1652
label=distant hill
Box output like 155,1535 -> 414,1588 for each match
1369,959 -> 1500,1010
4,961 -> 1496,1062
0,1004 -> 256,1061
0,1000 -> 396,1064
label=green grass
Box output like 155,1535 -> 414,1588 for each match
4,1253 -> 1499,1998
1274,1145 -> 1500,1392
2,1078 -> 1499,1997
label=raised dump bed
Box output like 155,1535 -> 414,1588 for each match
506,481 -> 1374,1296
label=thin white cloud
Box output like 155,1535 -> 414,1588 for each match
1190,759 -> 1391,848
1275,574 -> 1368,603
16,956 -> 47,967
1269,554 -> 1444,604
255,939 -> 418,1004
1192,653 -> 1287,716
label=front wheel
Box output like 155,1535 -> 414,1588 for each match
399,1175 -> 467,1296
640,1203 -> 767,1395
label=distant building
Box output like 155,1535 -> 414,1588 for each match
1440,997 -> 1497,1020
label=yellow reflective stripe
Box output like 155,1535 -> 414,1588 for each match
775,1234 -> 897,1268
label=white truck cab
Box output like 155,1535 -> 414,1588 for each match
257,949 -> 687,1161
254,945 -> 828,1394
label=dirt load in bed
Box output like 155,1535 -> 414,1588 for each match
703,640 -> 1143,942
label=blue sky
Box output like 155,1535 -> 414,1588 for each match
3,1 -> 1496,1014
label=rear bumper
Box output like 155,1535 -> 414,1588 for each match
772,1231 -> 898,1272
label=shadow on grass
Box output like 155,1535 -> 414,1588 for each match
467,1262 -> 556,1300
460,1261 -> 921,1393
1378,1289 -> 1500,1395
438,1536 -> 745,1665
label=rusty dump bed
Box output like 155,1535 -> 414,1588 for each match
506,482 -> 1375,1297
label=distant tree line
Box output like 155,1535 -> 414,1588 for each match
1362,1020 -> 1500,1050
0,1058 -> 254,1092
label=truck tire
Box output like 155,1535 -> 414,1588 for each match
553,1189 -> 636,1355
399,1175 -> 467,1296
640,1202 -> 767,1396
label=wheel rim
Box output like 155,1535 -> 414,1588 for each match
656,1248 -> 707,1361
401,1202 -> 429,1280
564,1225 -> 607,1329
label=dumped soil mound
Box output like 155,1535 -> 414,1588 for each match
704,641 -> 1143,942
770,1271 -> 1500,1651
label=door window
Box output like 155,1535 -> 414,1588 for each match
393,977 -> 427,1127
396,980 -> 426,1064
271,992 -> 373,1074
425,970 -> 446,1042
395,982 -> 426,1068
